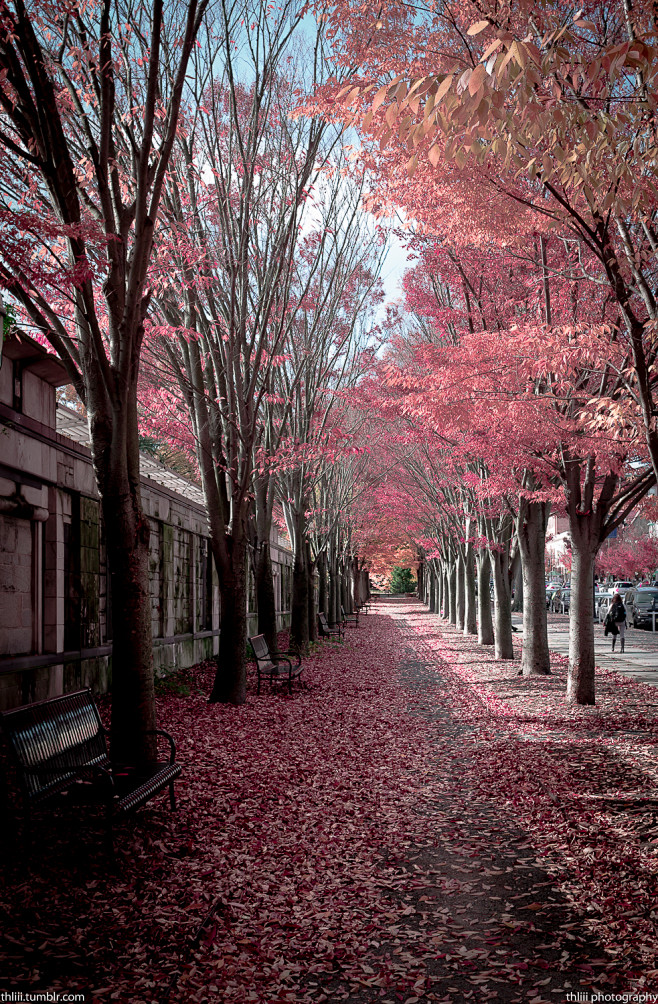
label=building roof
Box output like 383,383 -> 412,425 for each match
56,404 -> 207,507
3,331 -> 70,386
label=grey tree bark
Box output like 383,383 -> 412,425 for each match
464,542 -> 477,636
448,562 -> 457,625
477,551 -> 495,646
517,497 -> 551,676
456,555 -> 465,630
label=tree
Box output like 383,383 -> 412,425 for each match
321,0 -> 658,497
0,0 -> 208,761
390,566 -> 416,593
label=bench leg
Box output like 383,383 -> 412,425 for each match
105,805 -> 115,861
169,781 -> 177,811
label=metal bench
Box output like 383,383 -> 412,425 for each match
0,688 -> 181,854
318,611 -> 344,640
341,604 -> 359,628
249,634 -> 303,694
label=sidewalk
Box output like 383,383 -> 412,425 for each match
512,611 -> 658,688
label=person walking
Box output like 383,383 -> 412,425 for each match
606,592 -> 627,652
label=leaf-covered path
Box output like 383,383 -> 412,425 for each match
2,598 -> 658,1003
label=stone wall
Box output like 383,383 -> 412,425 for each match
0,515 -> 34,657
0,332 -> 294,710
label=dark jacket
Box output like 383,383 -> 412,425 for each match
611,599 -> 627,623
604,600 -> 626,635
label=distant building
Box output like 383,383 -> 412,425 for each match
545,514 -> 570,578
0,332 -> 292,710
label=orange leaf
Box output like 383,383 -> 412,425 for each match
469,63 -> 487,95
372,84 -> 389,113
435,74 -> 453,102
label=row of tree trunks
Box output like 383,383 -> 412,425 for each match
421,504 -> 549,670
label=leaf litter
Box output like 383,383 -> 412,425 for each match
1,598 -> 657,1001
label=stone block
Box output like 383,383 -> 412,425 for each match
57,461 -> 74,488
12,566 -> 32,593
21,484 -> 48,509
80,547 -> 99,574
44,540 -> 61,567
81,497 -> 99,524
0,364 -> 12,407
0,519 -> 17,553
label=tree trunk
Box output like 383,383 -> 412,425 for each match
566,537 -> 597,705
351,555 -> 361,607
104,486 -> 157,764
442,566 -> 449,617
318,550 -> 328,616
254,473 -> 277,651
328,552 -> 339,625
511,555 -> 524,612
341,564 -> 350,612
477,550 -> 494,646
255,540 -> 277,653
448,562 -> 457,625
307,543 -> 318,643
434,565 -> 442,615
491,547 -> 514,660
210,530 -> 248,704
428,564 -> 436,612
290,511 -> 309,652
456,555 -> 465,630
464,543 -> 477,636
518,499 -> 551,676
95,392 -> 157,764
562,457 -> 619,705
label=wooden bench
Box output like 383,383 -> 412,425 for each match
318,611 -> 344,640
0,688 -> 181,854
249,634 -> 303,694
341,604 -> 359,628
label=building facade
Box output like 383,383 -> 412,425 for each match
0,333 -> 292,711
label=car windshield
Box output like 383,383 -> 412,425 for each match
637,591 -> 658,604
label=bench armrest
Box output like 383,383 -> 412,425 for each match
272,650 -> 302,668
144,729 -> 177,764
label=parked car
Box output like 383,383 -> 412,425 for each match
625,587 -> 658,628
611,580 -> 634,598
596,591 -> 614,621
